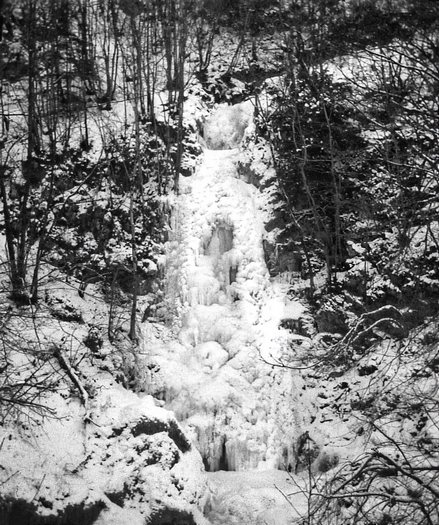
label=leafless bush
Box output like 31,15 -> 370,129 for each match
286,324 -> 439,525
0,305 -> 65,424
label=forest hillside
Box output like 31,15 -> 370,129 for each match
1,1 -> 439,524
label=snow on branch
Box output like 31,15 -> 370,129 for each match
340,305 -> 403,348
52,345 -> 90,422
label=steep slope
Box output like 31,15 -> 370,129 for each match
0,278 -> 209,525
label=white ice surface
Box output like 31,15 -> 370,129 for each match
144,103 -> 310,486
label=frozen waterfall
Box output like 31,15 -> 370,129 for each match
143,101 -> 306,474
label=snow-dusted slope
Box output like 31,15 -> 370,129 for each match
0,280 -> 209,525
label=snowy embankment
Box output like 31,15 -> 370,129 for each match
0,278 -> 209,525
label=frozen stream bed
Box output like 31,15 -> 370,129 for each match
204,469 -> 309,525
141,102 -> 319,522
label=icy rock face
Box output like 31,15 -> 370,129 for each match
146,102 -> 308,473
202,102 -> 253,150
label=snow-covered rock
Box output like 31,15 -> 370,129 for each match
0,380 -> 207,524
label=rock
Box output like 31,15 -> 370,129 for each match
148,507 -> 197,525
358,364 -> 378,376
46,296 -> 84,323
294,431 -> 320,474
278,250 -> 302,273
315,299 -> 348,334
0,497 -> 105,525
262,240 -> 302,276
131,417 -> 191,453
235,161 -> 261,187
280,318 -> 303,334
316,450 -> 340,473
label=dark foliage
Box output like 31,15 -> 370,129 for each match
131,417 -> 191,452
148,508 -> 196,525
0,497 -> 105,525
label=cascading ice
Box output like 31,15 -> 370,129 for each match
145,102 -> 306,473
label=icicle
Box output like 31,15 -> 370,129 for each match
183,271 -> 220,307
187,236 -> 202,264
206,225 -> 234,257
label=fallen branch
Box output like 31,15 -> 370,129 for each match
32,473 -> 46,502
53,346 -> 90,421
0,471 -> 18,486
275,484 -> 302,515
341,305 -> 403,348
351,318 -> 404,346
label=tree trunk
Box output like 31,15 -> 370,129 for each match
128,184 -> 138,343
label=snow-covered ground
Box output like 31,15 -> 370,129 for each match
0,274 -> 210,523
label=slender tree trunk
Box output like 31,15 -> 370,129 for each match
173,10 -> 187,195
13,0 -> 40,300
128,183 -> 138,343
121,110 -> 141,343
0,178 -> 18,288
108,267 -> 119,342
131,16 -> 146,117
78,0 -> 90,147
30,166 -> 56,304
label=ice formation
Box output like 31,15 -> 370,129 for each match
143,101 -> 307,475
202,103 -> 253,150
